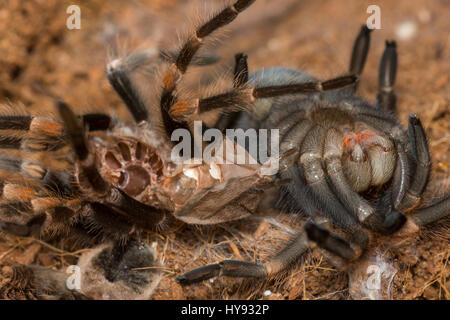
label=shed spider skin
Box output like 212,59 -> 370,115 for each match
0,1 -> 448,299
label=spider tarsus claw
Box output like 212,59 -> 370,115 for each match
304,222 -> 356,260
382,211 -> 407,234
385,40 -> 396,47
176,264 -> 222,286
234,0 -> 256,12
379,40 -> 397,87
175,275 -> 188,285
234,52 -> 249,87
407,114 -> 420,125
361,25 -> 373,33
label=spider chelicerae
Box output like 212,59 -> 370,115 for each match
0,0 -> 448,299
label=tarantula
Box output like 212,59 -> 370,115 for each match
0,0 -> 448,299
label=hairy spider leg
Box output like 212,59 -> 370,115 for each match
0,113 -> 114,152
169,74 -> 358,123
177,229 -> 309,285
398,115 -> 431,211
376,41 -> 397,112
349,25 -> 372,80
159,0 -> 256,138
169,21 -> 373,123
57,102 -> 166,232
214,53 -> 250,131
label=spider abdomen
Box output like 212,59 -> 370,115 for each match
270,101 -> 397,195
340,123 -> 396,192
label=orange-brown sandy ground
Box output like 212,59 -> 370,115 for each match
0,0 -> 448,299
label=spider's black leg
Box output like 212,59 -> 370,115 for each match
82,113 -> 114,131
398,115 -> 431,211
160,50 -> 221,66
173,0 -> 255,76
0,183 -> 81,237
0,134 -> 66,153
0,136 -> 26,150
169,75 -> 358,122
161,0 -> 255,137
106,61 -> 149,125
177,229 -> 309,285
364,190 -> 407,234
391,142 -> 411,208
177,216 -> 364,285
215,53 -> 249,131
58,101 -> 110,196
376,41 -> 397,112
254,75 -> 358,97
233,53 -> 249,87
106,47 -> 221,126
349,26 -> 372,78
0,192 -> 154,240
286,169 -> 366,258
304,222 -> 356,260
410,194 -> 450,226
